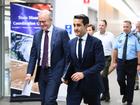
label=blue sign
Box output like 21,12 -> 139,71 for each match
11,3 -> 40,35
65,25 -> 72,34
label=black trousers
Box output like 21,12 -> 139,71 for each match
67,82 -> 101,105
117,58 -> 137,103
38,67 -> 61,105
101,56 -> 111,96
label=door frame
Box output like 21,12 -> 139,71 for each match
0,0 -> 5,97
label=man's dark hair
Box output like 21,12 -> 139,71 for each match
87,24 -> 95,31
123,20 -> 131,25
101,19 -> 107,26
74,14 -> 89,25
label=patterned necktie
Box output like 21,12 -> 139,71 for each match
78,38 -> 82,63
42,31 -> 49,68
122,34 -> 128,61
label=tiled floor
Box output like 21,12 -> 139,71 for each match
0,97 -> 67,105
0,97 -> 41,105
0,70 -> 140,105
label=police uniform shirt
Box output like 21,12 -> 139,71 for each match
113,32 -> 140,60
136,32 -> 140,42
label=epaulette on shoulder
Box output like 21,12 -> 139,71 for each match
117,32 -> 123,37
132,32 -> 137,36
132,32 -> 140,43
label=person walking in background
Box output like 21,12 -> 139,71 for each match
87,24 -> 96,35
133,21 -> 140,90
25,10 -> 69,105
112,20 -> 140,105
64,14 -> 105,105
94,19 -> 115,102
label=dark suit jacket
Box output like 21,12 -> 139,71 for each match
27,26 -> 69,82
66,34 -> 105,96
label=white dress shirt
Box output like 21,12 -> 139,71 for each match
94,31 -> 115,56
76,34 -> 88,58
40,25 -> 53,66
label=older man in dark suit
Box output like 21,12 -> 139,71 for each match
64,14 -> 105,105
25,10 -> 69,105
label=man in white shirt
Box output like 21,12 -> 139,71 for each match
87,24 -> 95,35
94,19 -> 115,102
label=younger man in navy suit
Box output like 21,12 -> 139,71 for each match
64,14 -> 105,105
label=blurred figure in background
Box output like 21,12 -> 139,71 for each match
94,19 -> 115,102
87,24 -> 95,35
133,21 -> 140,90
112,20 -> 140,105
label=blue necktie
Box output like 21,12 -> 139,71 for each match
78,38 -> 82,63
42,31 -> 49,68
122,34 -> 128,61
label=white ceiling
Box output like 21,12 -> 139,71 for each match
124,0 -> 140,18
4,0 -> 140,19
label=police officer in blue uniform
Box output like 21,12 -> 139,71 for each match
112,20 -> 140,105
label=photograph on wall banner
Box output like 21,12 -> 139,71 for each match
10,2 -> 53,102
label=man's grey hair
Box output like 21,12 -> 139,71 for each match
38,10 -> 53,19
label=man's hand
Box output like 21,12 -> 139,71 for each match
25,74 -> 31,82
137,65 -> 140,72
71,72 -> 84,82
108,62 -> 117,75
111,62 -> 117,68
61,78 -> 68,84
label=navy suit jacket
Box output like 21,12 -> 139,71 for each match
27,26 -> 69,82
66,34 -> 105,96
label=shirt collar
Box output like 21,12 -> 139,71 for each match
122,32 -> 132,37
97,31 -> 107,35
43,25 -> 53,33
78,33 -> 88,41
48,25 -> 53,32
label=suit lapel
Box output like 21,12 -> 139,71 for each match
38,30 -> 43,57
82,35 -> 91,63
51,26 -> 57,53
72,35 -> 91,64
71,38 -> 78,61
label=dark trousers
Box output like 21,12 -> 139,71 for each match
67,82 -> 101,105
102,76 -> 109,96
101,56 -> 111,96
38,67 -> 61,105
117,58 -> 137,103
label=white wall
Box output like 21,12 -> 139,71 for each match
55,0 -> 98,39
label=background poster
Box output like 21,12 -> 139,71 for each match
10,2 -> 53,102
